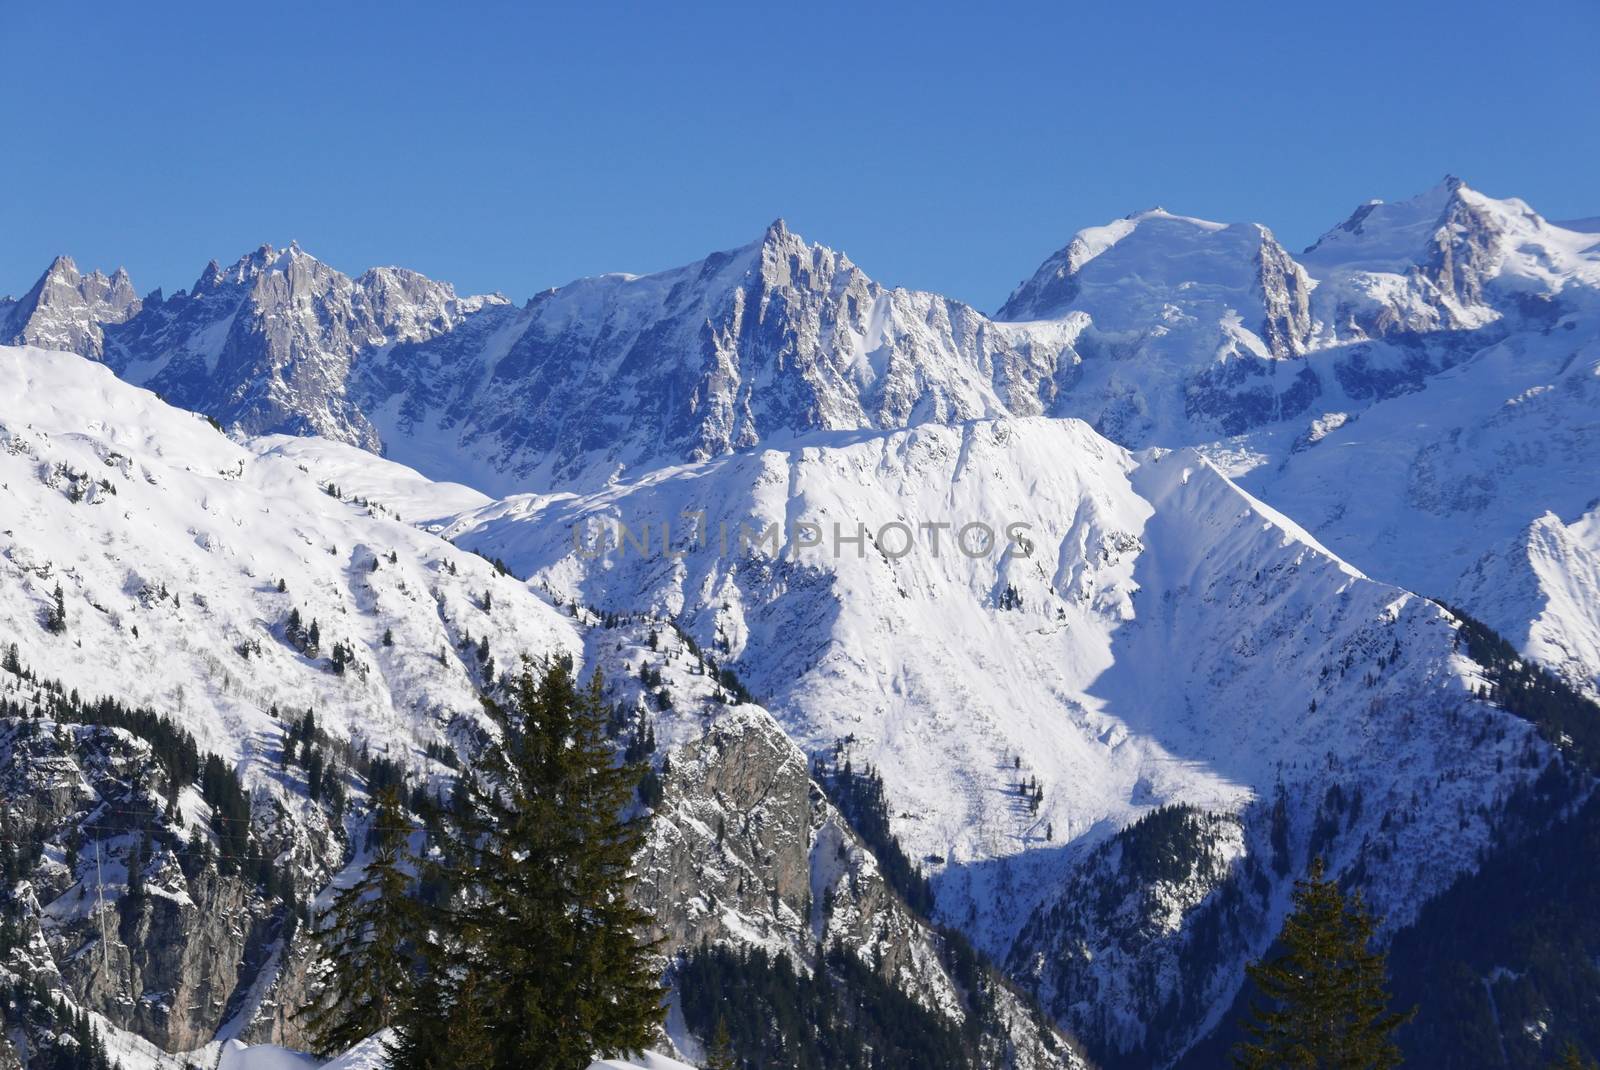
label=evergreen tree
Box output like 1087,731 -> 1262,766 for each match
1235,857 -> 1413,1069
298,787 -> 417,1057
45,583 -> 67,634
390,660 -> 664,1069
704,1017 -> 737,1070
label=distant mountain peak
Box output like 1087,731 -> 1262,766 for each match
3,253 -> 140,356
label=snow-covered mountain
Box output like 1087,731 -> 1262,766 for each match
0,343 -> 1078,1068
4,227 -> 1075,495
13,177 -> 1594,507
4,172 -> 1598,1066
436,415 -> 1558,1061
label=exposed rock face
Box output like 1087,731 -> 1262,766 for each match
425,220 -> 1072,490
0,716 -> 320,1052
100,244 -> 503,450
0,256 -> 140,358
1255,233 -> 1315,358
638,704 -> 1085,1069
638,708 -> 951,1006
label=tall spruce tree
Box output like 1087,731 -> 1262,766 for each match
389,659 -> 664,1070
299,786 -> 417,1057
704,1017 -> 737,1070
1235,857 -> 1413,1069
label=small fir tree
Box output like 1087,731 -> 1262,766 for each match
1235,857 -> 1413,1069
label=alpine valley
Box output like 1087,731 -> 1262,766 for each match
1,176 -> 1598,1068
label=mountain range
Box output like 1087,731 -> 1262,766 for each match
1,175 -> 1598,1067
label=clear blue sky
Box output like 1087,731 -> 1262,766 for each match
4,0 -> 1596,312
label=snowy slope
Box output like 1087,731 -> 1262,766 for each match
1230,298 -> 1600,692
0,344 -> 581,798
0,342 -> 1077,1068
990,177 -> 1600,700
1454,507 -> 1600,699
439,411 -> 1551,1041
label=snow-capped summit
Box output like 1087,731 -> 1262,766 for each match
1303,175 -> 1600,337
994,207 -> 1317,443
997,207 -> 1312,361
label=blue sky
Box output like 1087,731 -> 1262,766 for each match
4,0 -> 1597,312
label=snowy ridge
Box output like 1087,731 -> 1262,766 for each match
1455,507 -> 1600,700
7,177 -> 1595,500
3,171 -> 1599,1066
0,342 -> 1081,1068
0,344 -> 580,798
439,413 -> 1555,1056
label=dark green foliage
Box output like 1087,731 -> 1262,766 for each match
813,750 -> 935,916
636,765 -> 664,810
1234,857 -> 1412,1069
1445,603 -> 1600,766
1116,805 -> 1215,886
1387,791 -> 1600,1067
1559,1043 -> 1599,1070
300,787 -> 417,1057
44,582 -> 67,634
716,667 -> 754,705
388,660 -> 665,1069
200,753 -> 253,864
0,984 -> 115,1070
703,1016 -> 736,1070
1270,784 -> 1291,877
676,944 -> 977,1070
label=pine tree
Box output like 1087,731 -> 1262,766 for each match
298,787 -> 417,1057
1,643 -> 19,675
390,660 -> 664,1069
45,583 -> 67,634
704,1017 -> 737,1070
1235,857 -> 1413,1069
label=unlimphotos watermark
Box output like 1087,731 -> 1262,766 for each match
571,513 -> 1035,561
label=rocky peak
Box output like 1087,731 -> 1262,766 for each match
2,254 -> 142,357
1302,175 -> 1484,270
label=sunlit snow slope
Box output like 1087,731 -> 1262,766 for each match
442,416 -> 1551,966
